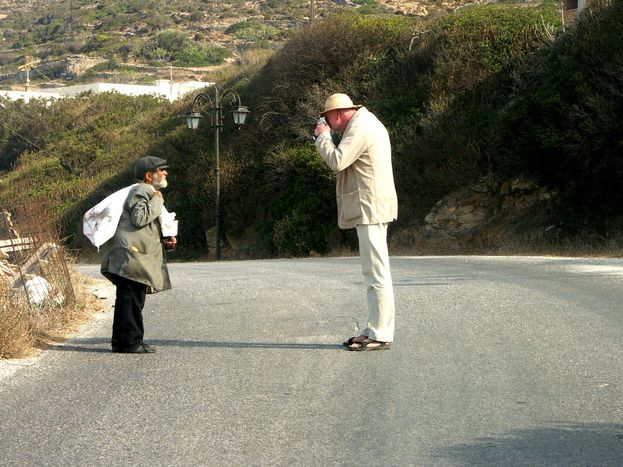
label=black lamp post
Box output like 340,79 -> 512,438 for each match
183,86 -> 250,259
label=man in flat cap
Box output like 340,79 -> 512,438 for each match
101,156 -> 177,354
313,93 -> 398,351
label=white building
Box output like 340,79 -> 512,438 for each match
0,79 -> 213,103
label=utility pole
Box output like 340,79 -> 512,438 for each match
69,0 -> 73,35
19,55 -> 34,92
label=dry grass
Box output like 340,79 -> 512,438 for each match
0,286 -> 34,359
389,222 -> 623,258
0,270 -> 108,359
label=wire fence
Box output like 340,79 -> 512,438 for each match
0,202 -> 75,310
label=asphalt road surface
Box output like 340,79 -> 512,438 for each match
1,256 -> 622,466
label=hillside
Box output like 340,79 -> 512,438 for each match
0,0 -> 547,86
0,1 -> 621,260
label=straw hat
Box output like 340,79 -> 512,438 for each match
321,93 -> 362,115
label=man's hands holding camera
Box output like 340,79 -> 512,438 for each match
313,116 -> 330,141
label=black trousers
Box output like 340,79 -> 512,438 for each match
109,274 -> 147,350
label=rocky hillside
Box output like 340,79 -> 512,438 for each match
0,0 -> 548,86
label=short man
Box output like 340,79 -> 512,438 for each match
101,156 -> 177,354
313,93 -> 398,351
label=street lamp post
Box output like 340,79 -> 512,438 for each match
183,86 -> 250,260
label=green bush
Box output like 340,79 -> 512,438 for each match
247,14 -> 414,142
439,4 -> 558,73
157,30 -> 187,53
134,29 -> 231,66
0,93 -> 173,247
491,0 -> 623,232
261,146 -> 338,256
352,0 -> 386,15
0,99 -> 51,170
244,5 -> 562,223
174,44 -> 232,66
225,21 -> 281,42
136,30 -> 189,62
373,3 -> 562,215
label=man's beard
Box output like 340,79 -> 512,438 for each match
152,172 -> 168,190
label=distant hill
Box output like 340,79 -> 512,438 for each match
0,0 -> 549,87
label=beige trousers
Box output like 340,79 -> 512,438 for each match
356,223 -> 395,342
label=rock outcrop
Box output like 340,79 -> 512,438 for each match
424,177 -> 557,242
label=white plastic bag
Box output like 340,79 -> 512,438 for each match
83,184 -> 177,248
24,275 -> 52,305
160,206 -> 178,237
83,184 -> 137,249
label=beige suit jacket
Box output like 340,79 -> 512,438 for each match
315,107 -> 398,229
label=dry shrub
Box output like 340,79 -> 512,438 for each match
0,282 -> 34,359
28,270 -> 101,349
0,270 -> 107,359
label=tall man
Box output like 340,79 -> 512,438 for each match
101,156 -> 177,354
313,93 -> 398,351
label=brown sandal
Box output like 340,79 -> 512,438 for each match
342,335 -> 368,347
346,338 -> 391,351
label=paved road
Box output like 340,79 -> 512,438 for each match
1,256 -> 622,466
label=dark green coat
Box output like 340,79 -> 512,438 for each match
101,183 -> 171,293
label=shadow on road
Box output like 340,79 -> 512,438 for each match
431,422 -> 623,465
48,337 -> 343,352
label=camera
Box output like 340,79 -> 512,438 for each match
312,116 -> 328,143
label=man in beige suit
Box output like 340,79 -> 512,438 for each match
313,93 -> 398,351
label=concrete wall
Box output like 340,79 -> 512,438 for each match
0,80 -> 213,103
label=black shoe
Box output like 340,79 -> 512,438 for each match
112,343 -> 156,354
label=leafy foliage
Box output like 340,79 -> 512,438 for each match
0,92 -> 174,249
261,146 -> 338,256
247,14 -> 415,141
225,21 -> 281,42
381,3 -> 562,213
491,0 -> 623,231
138,29 -> 232,66
1,2 -> 621,257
